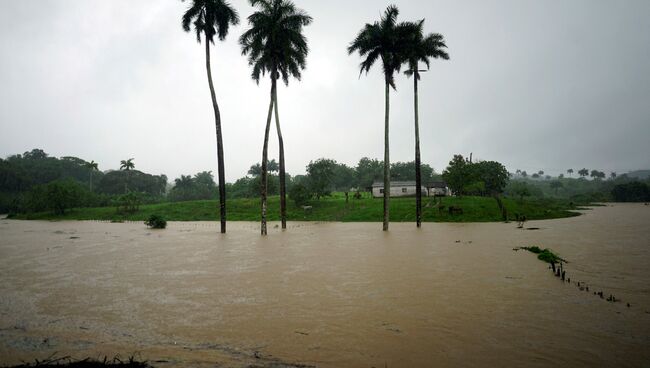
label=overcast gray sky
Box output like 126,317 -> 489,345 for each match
1,0 -> 649,181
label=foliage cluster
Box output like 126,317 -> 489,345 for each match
442,155 -> 509,196
145,214 -> 167,229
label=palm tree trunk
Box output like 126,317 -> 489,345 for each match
260,78 -> 276,236
414,73 -> 422,228
383,80 -> 391,231
205,41 -> 227,234
89,172 -> 93,192
273,86 -> 287,230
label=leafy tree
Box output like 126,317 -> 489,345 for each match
538,170 -> 544,176
591,170 -> 606,180
390,161 -> 436,183
442,155 -> 469,195
169,171 -> 218,202
240,0 -> 312,234
306,158 -> 337,199
27,179 -> 84,215
182,0 -> 239,234
332,163 -> 356,192
402,18 -> 448,228
473,161 -> 509,195
96,170 -> 166,197
355,157 -> 383,190
289,182 -> 310,206
532,173 -> 540,179
348,5 -> 413,232
578,168 -> 589,178
521,171 -> 528,178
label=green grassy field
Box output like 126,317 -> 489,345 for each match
13,193 -> 584,223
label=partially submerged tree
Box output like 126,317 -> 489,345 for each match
348,5 -> 413,231
240,0 -> 312,235
402,19 -> 448,228
182,0 -> 240,234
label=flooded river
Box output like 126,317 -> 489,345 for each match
1,204 -> 649,367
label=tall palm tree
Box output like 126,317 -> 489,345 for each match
119,159 -> 135,171
240,0 -> 312,235
84,160 -> 99,192
182,0 -> 240,234
348,5 -> 412,231
403,19 -> 448,228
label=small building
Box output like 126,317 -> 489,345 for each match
371,181 -> 450,198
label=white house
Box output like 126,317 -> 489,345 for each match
371,181 -> 449,198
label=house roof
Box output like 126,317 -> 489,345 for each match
371,181 -> 448,188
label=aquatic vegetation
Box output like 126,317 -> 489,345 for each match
145,214 -> 167,229
519,246 -> 566,264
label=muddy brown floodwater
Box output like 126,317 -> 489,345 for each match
1,204 -> 649,367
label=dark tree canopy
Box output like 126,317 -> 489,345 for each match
347,5 -> 414,88
182,0 -> 240,43
403,19 -> 449,80
240,0 -> 312,84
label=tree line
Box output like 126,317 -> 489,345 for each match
0,148 -> 446,215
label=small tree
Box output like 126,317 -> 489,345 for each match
307,158 -> 337,199
578,168 -> 589,178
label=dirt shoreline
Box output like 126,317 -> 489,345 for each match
1,204 -> 649,367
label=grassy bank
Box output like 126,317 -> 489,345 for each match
12,194 -> 583,223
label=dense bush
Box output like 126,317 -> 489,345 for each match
611,182 -> 650,202
145,214 -> 167,229
114,192 -> 141,213
24,179 -> 86,215
289,182 -> 311,206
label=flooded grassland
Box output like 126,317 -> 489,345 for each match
0,204 -> 649,367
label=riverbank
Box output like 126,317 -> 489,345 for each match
10,195 -> 582,223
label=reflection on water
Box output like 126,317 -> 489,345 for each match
0,204 -> 649,367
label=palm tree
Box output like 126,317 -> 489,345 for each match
567,168 -> 574,177
84,160 -> 99,192
402,19 -> 448,228
120,158 -> 135,193
182,0 -> 239,234
348,5 -> 413,231
240,0 -> 312,235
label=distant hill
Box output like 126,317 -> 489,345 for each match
626,170 -> 650,180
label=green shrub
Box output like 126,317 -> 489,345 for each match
145,214 -> 167,229
289,182 -> 311,206
521,246 -> 565,264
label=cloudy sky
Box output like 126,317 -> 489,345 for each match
1,0 -> 649,181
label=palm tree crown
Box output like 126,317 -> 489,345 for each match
347,5 -> 413,88
240,0 -> 313,85
403,20 -> 449,79
182,0 -> 240,43
84,161 -> 99,171
120,159 -> 135,171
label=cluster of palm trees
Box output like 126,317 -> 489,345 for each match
182,0 -> 448,234
348,6 -> 449,230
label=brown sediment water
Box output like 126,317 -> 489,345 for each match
0,204 -> 649,367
